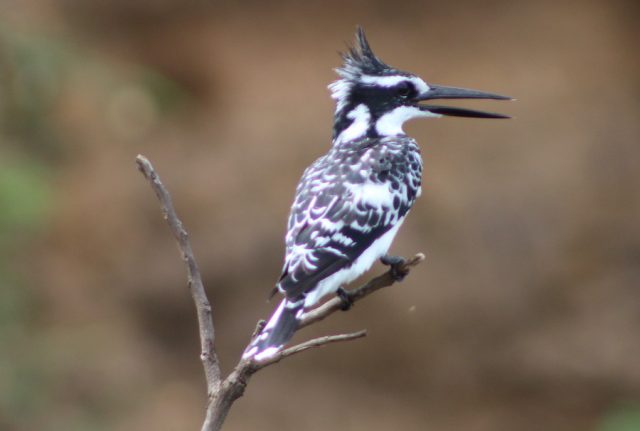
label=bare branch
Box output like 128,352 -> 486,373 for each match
255,329 -> 368,370
299,253 -> 425,329
136,155 -> 222,394
200,330 -> 367,431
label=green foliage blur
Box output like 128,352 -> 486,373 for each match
0,25 -> 55,430
599,405 -> 640,431
0,21 -> 187,430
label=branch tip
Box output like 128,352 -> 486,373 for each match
136,154 -> 222,412
253,329 -> 368,369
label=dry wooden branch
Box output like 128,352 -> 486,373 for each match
136,155 -> 222,395
135,154 -> 425,431
299,253 -> 425,329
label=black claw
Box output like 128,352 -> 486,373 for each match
380,254 -> 408,281
380,254 -> 405,266
336,287 -> 353,311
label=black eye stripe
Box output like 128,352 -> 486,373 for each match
396,81 -> 415,98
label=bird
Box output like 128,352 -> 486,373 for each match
243,27 -> 510,361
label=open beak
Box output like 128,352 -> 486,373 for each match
417,84 -> 512,119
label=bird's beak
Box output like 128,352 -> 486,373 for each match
417,84 -> 512,119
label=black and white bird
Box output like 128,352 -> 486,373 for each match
243,27 -> 510,361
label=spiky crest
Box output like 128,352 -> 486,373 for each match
337,27 -> 395,80
329,27 -> 400,113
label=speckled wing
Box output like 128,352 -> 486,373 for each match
277,137 -> 422,300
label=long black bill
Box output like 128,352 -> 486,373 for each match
417,84 -> 512,119
423,105 -> 510,119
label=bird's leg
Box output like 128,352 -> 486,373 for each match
380,254 -> 408,281
336,287 -> 354,311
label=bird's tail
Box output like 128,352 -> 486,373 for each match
242,298 -> 302,361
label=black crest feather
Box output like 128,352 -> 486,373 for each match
336,26 -> 395,79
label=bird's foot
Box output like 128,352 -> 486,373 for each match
336,287 -> 354,311
380,254 -> 408,281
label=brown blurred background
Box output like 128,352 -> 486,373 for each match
1,0 -> 639,430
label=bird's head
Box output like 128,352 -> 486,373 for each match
330,27 -> 511,143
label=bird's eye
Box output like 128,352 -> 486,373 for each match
397,82 -> 414,98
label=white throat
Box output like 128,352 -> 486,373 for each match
375,105 -> 438,136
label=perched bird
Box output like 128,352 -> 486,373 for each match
243,27 -> 510,361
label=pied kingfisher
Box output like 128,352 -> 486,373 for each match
244,27 -> 510,361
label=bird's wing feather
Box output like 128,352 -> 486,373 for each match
277,140 -> 419,300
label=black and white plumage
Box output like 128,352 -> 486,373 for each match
243,27 -> 510,361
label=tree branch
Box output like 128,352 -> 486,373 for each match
255,329 -> 368,370
136,155 -> 222,394
135,154 -> 425,431
299,253 -> 425,329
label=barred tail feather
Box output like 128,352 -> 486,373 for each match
243,299 -> 302,361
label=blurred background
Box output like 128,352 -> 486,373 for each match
1,0 -> 639,430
